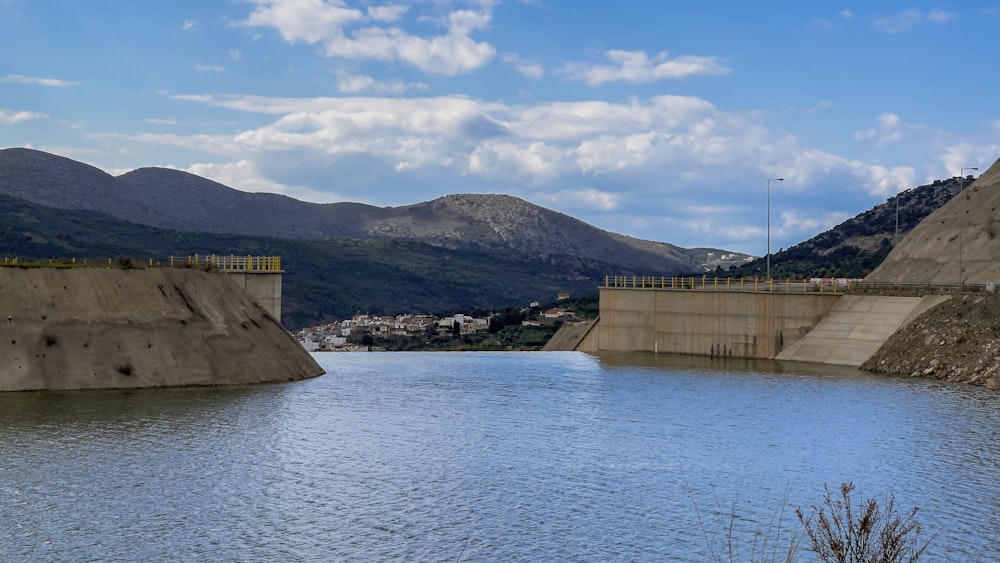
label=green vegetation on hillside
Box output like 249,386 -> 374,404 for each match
0,193 -> 619,328
720,177 -> 964,280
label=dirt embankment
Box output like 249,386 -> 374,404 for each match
0,266 -> 324,392
862,292 -> 1000,389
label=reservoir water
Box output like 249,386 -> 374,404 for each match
2,351 -> 999,561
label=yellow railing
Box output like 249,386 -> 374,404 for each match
2,255 -> 282,272
169,255 -> 282,272
602,275 -> 857,293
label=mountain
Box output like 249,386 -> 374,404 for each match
0,191 -> 640,328
722,175 -> 971,280
0,148 -> 746,272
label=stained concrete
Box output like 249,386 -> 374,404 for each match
0,267 -> 324,391
581,288 -> 841,358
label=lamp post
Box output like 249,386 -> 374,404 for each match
767,177 -> 783,280
895,192 -> 900,244
958,166 -> 979,289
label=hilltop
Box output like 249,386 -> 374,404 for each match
0,148 -> 745,273
0,191 -> 635,328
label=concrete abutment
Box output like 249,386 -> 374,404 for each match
579,288 -> 840,359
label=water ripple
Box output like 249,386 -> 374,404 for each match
1,351 -> 999,560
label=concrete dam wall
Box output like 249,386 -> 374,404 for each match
0,267 -> 324,392
578,288 -> 841,359
572,287 -> 943,367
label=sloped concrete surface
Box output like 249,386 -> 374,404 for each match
0,267 -> 324,391
775,295 -> 949,366
543,318 -> 598,351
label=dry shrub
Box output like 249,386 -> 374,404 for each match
796,482 -> 931,563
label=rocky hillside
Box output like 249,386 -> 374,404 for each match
856,158 -> 1000,389
862,291 -> 1000,389
0,148 -> 745,273
867,156 -> 1000,285
725,176 -> 968,279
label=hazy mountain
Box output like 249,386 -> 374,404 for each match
0,148 -> 747,272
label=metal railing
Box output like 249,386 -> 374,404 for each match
2,255 -> 282,272
169,255 -> 282,272
602,275 -> 858,293
603,276 -> 1000,294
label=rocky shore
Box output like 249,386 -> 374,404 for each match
862,291 -> 1000,389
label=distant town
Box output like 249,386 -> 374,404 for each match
295,297 -> 590,352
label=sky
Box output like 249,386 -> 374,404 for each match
1,0 -> 998,256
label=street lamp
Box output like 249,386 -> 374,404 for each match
958,166 -> 979,289
895,191 -> 901,244
767,177 -> 783,280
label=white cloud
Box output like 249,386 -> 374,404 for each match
229,49 -> 243,62
853,112 -> 904,147
181,19 -> 196,31
865,164 -> 917,196
185,160 -> 288,193
778,209 -> 852,240
1,74 -> 79,87
145,118 -> 178,125
195,64 -> 226,72
560,50 -> 730,85
942,143 -> 1000,178
237,0 -> 496,75
874,9 -> 956,33
776,147 -> 916,197
502,52 -> 544,79
121,90 -> 939,253
368,5 -> 408,22
927,10 -> 958,23
533,188 -> 620,212
803,101 -> 834,113
238,0 -> 364,44
156,92 -> 773,186
183,160 -> 354,203
320,25 -> 495,75
335,72 -> 428,94
812,10 -> 853,28
0,109 -> 47,124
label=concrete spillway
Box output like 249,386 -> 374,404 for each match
774,295 -> 948,366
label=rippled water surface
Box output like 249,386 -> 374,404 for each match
2,351 -> 1000,561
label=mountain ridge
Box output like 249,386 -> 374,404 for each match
0,190 -> 638,328
0,148 -> 747,272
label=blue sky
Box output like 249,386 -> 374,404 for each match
1,0 -> 998,255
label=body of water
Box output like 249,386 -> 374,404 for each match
2,351 -> 999,561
